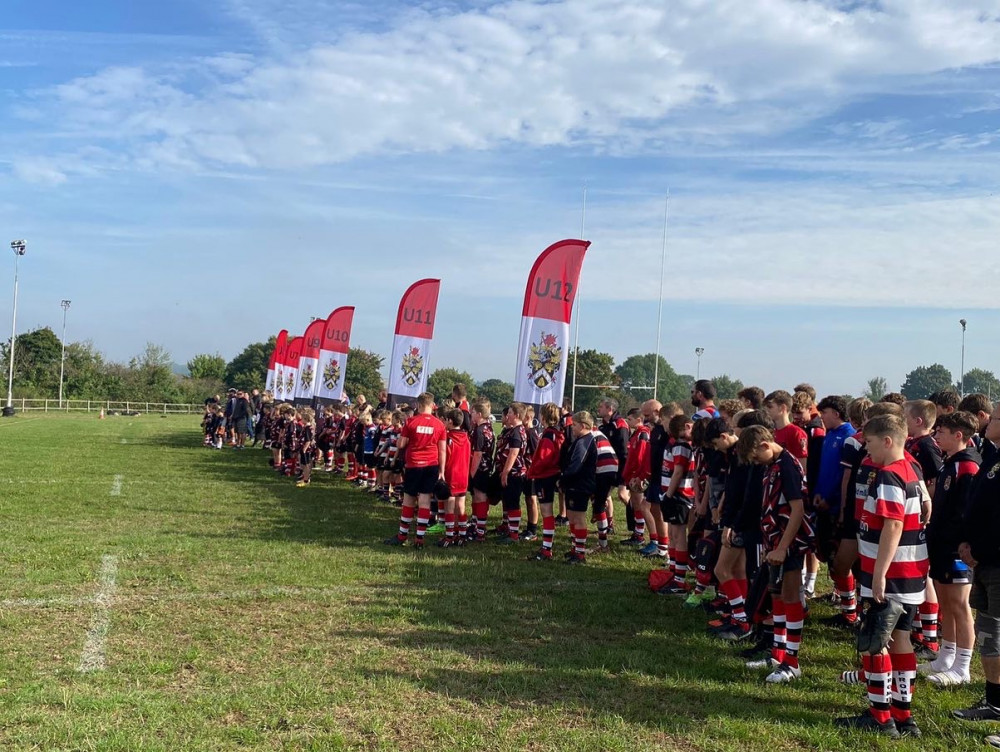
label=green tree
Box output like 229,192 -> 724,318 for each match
224,337 -> 276,390
63,341 -> 110,399
1,326 -> 63,398
426,368 -> 476,403
862,376 -> 889,402
709,374 -> 744,401
614,353 -> 691,407
960,368 -> 1000,398
125,343 -> 181,402
345,348 -> 384,403
567,348 -> 620,413
477,378 -> 514,410
900,364 -> 953,400
187,353 -> 227,382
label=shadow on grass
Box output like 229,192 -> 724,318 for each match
168,425 -> 970,748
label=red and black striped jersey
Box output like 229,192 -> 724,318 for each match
859,459 -> 928,605
495,425 -> 527,478
593,429 -> 619,475
471,422 -> 496,475
761,451 -> 813,555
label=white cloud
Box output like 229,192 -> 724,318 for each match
12,157 -> 67,185
18,0 -> 1000,172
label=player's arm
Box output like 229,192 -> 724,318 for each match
767,498 -> 805,564
437,439 -> 447,478
838,466 -> 852,523
500,447 -> 520,486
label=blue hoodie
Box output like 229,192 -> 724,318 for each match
815,421 -> 856,510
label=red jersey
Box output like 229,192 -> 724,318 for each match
400,413 -> 446,468
774,423 -> 808,461
622,424 -> 651,485
859,458 -> 928,605
671,441 -> 695,500
444,429 -> 471,496
527,426 -> 563,480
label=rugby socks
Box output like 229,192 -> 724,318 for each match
719,579 -> 747,623
472,501 -> 489,540
657,536 -> 669,558
397,504 -> 414,542
784,600 -> 804,670
457,513 -> 468,539
864,653 -> 894,724
573,526 -> 588,557
415,507 -> 430,546
633,516 -> 646,541
444,513 -> 456,541
953,646 -> 973,678
507,509 -> 521,539
770,598 -> 787,665
673,549 -> 690,580
929,640 -> 957,672
889,652 -> 917,724
542,515 -> 556,553
833,573 -> 857,622
803,570 -> 817,596
595,512 -> 609,548
918,602 -> 939,650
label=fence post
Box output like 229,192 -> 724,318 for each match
45,399 -> 48,413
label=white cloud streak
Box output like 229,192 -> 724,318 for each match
16,0 -> 1000,172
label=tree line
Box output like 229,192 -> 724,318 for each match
3,327 -> 993,406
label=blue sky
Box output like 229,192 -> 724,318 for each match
2,0 -> 1000,396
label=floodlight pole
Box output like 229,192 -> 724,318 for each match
695,347 -> 705,381
959,318 -> 967,396
4,240 -> 26,416
59,300 -> 71,407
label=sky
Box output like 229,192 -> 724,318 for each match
1,0 -> 1000,397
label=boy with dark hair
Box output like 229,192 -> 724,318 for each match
792,390 -> 826,494
468,400 -> 496,542
598,398 -> 631,538
813,396 -> 856,572
621,407 -> 652,546
658,413 -> 696,594
439,408 -> 472,547
930,390 -> 960,419
561,411 -> 598,564
494,403 -> 528,543
765,390 -> 808,461
738,386 -> 765,410
738,424 -> 813,683
953,405 -> 1000,743
522,405 -> 541,542
919,411 -> 980,686
880,392 -> 906,406
959,394 -> 994,459
451,383 -> 473,434
835,414 -> 928,738
526,403 -> 564,560
384,393 -> 447,548
591,419 -> 620,553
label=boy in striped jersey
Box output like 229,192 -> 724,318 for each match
591,421 -> 620,552
738,424 -> 813,683
835,414 -> 928,738
658,414 -> 696,594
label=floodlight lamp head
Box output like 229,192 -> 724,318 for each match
10,240 -> 26,255
960,318 -> 967,329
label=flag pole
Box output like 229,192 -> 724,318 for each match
570,184 -> 586,409
653,191 -> 668,401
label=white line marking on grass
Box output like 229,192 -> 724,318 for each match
77,554 -> 118,673
109,475 -> 123,496
0,417 -> 44,428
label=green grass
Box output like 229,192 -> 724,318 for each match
0,413 -> 992,750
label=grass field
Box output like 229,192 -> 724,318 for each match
0,413 -> 993,750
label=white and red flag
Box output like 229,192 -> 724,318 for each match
267,329 -> 288,396
315,306 -> 355,401
387,279 -> 441,404
283,336 -> 303,403
294,318 -> 325,403
513,239 -> 589,408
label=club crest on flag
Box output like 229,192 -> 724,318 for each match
275,370 -> 285,396
527,332 -> 562,390
287,370 -> 296,395
323,357 -> 342,391
401,346 -> 424,387
300,363 -> 314,392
